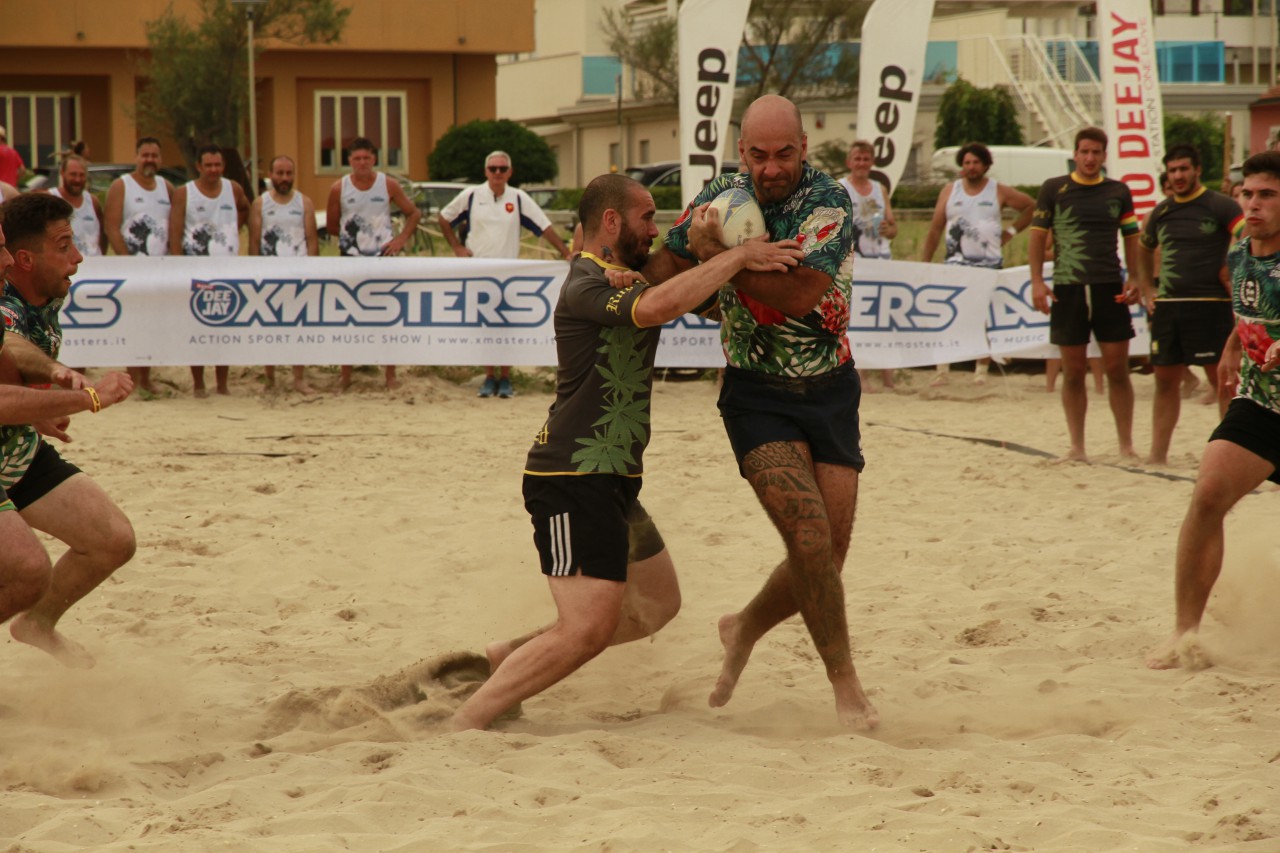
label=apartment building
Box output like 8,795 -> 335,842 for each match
498,0 -> 1277,188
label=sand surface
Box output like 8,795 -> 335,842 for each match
2,365 -> 1278,852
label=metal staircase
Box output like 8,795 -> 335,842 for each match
957,34 -> 1102,148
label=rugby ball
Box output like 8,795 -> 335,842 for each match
707,187 -> 767,246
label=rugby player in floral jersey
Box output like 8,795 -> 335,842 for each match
1147,151 -> 1280,669
642,94 -> 878,730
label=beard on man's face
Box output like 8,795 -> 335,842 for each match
617,220 -> 652,271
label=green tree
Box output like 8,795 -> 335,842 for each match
808,139 -> 850,176
427,120 -> 558,185
1163,113 -> 1226,184
136,0 -> 349,171
934,78 -> 1024,149
602,0 -> 870,107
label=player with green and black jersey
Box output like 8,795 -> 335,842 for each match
452,173 -> 804,731
1137,143 -> 1245,463
1148,150 -> 1280,670
1029,126 -> 1144,462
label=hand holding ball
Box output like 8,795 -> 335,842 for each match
706,187 -> 767,247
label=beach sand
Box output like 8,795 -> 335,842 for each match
2,365 -> 1277,852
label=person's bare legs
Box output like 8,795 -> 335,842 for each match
486,548 -> 681,672
1148,364 -> 1184,464
451,575 -> 626,731
291,366 -> 314,394
214,366 -> 230,395
930,364 -> 950,387
264,365 -> 277,389
1088,357 -> 1105,394
8,474 -> 136,668
880,369 -> 896,391
1057,344 -> 1090,460
1146,439 -> 1274,668
190,366 -> 208,398
127,367 -> 157,395
710,442 -> 876,729
1098,340 -> 1137,458
1045,358 -> 1061,392
972,356 -> 991,384
339,366 -> 353,391
1181,366 -> 1201,399
384,366 -> 400,390
1208,364 -> 1230,416
0,511 -> 52,625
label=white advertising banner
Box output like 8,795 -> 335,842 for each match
845,258 -> 994,369
987,263 -> 1150,360
1097,0 -> 1165,223
59,256 -> 564,368
855,0 -> 936,195
56,257 -> 1148,369
677,0 -> 752,207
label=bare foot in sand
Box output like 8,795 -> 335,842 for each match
9,614 -> 95,668
832,674 -> 880,730
193,386 -> 209,399
1145,628 -> 1210,670
1119,445 -> 1140,461
1054,448 -> 1088,464
709,613 -> 754,708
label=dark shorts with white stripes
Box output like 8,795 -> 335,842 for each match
522,474 -> 648,582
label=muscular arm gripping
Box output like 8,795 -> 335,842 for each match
634,240 -> 804,328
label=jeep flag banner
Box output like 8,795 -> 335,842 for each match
1097,0 -> 1165,223
677,0 -> 751,207
56,256 -> 1143,370
855,0 -> 936,195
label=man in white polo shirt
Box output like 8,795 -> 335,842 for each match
439,150 -> 572,398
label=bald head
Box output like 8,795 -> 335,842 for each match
737,95 -> 807,206
740,95 -> 804,146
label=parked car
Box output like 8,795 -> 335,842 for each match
521,185 -> 560,209
407,180 -> 469,217
24,162 -> 188,195
625,160 -> 740,189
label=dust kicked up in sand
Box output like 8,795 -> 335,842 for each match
2,366 -> 1277,851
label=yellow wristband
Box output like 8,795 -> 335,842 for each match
86,387 -> 101,413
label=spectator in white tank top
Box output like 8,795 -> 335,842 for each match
920,142 -> 1034,386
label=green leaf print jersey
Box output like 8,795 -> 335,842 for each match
1139,188 -> 1244,300
1031,174 -> 1139,286
525,256 -> 660,477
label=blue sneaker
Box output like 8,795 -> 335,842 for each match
498,377 -> 515,398
479,376 -> 499,398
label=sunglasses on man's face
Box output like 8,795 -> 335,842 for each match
487,165 -> 510,173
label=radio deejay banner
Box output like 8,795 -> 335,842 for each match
58,256 -> 1146,369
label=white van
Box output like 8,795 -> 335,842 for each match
931,145 -> 1075,187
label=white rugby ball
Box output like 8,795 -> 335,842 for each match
706,187 -> 767,246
